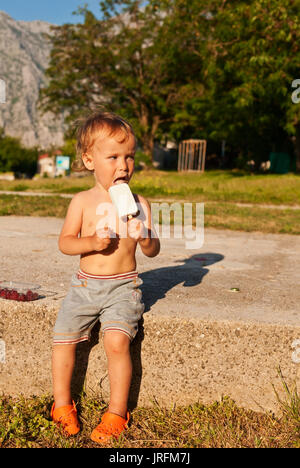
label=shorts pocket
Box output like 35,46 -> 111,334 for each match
130,277 -> 143,303
71,274 -> 87,287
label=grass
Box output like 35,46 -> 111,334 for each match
130,170 -> 300,206
1,170 -> 300,205
0,390 -> 299,448
0,194 -> 299,235
273,367 -> 300,428
0,194 -> 70,218
0,177 -> 93,195
202,202 -> 300,235
1,170 -> 299,235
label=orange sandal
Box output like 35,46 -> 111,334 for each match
51,401 -> 80,436
90,411 -> 130,444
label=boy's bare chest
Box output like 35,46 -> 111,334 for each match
81,200 -> 127,238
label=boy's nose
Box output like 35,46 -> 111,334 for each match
117,158 -> 129,171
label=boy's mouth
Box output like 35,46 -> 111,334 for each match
113,176 -> 129,185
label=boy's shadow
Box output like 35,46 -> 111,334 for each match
71,252 -> 223,410
139,253 -> 224,313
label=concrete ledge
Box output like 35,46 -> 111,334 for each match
0,300 -> 299,414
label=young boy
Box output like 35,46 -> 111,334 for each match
51,111 -> 160,443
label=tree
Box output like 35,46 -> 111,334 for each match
41,0 -> 300,170
167,0 -> 300,169
40,0 -> 200,160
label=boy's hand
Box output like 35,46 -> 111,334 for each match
91,226 -> 113,251
127,217 -> 147,241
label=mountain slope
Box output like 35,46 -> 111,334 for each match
0,11 -> 65,149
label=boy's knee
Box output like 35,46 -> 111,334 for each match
104,331 -> 130,355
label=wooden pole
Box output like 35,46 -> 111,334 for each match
178,142 -> 182,171
202,141 -> 207,171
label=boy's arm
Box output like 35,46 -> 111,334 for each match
136,196 -> 160,258
59,193 -> 111,255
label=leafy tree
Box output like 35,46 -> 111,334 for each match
166,0 -> 300,169
40,0 -> 200,160
40,0 -> 300,170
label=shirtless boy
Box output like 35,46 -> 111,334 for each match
51,111 -> 160,443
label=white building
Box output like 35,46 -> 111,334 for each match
37,154 -> 55,177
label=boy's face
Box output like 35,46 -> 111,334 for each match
83,129 -> 136,191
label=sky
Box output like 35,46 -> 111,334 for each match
0,0 -> 103,25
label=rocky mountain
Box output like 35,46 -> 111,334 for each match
0,11 -> 65,149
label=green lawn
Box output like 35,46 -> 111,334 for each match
0,194 -> 299,235
131,170 -> 300,205
0,170 -> 299,234
1,170 -> 300,205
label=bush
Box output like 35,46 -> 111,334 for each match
0,128 -> 38,177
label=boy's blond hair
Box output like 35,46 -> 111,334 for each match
72,111 -> 136,172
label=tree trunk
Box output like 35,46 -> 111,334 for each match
139,108 -> 153,163
142,116 -> 160,164
142,134 -> 154,161
139,110 -> 160,165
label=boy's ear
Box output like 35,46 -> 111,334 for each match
82,153 -> 94,171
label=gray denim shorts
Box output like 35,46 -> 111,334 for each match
53,269 -> 144,345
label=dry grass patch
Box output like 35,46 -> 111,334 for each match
0,393 -> 299,448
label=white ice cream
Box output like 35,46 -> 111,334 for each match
108,183 -> 138,219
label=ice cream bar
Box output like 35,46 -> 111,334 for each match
108,183 -> 138,219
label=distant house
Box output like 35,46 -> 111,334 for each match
37,151 -> 64,177
37,154 -> 55,177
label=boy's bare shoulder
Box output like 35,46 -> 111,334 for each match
67,190 -> 95,216
71,189 -> 94,204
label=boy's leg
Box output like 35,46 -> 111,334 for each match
52,343 -> 77,409
103,331 -> 132,418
